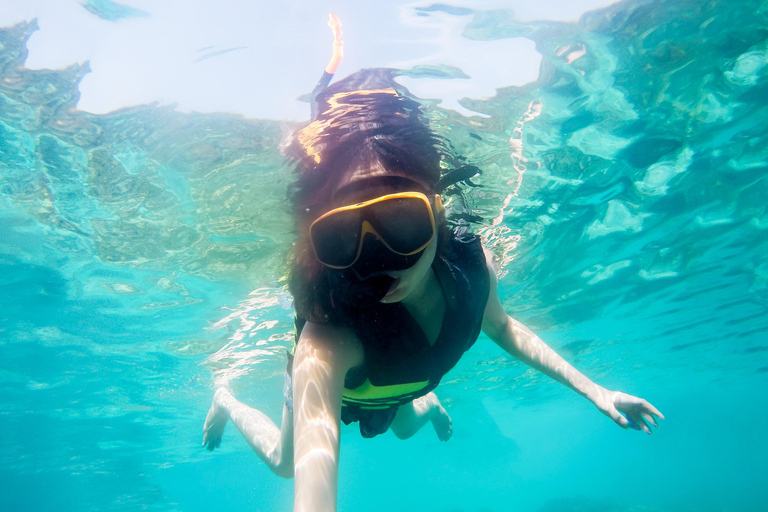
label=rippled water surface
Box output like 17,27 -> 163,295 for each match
2,1 -> 767,511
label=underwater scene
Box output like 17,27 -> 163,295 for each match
1,0 -> 767,510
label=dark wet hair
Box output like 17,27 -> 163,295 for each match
284,68 -> 449,324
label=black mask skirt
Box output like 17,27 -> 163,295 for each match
328,271 -> 395,308
327,235 -> 426,307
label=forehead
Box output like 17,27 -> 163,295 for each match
332,175 -> 429,206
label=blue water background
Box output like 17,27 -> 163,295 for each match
2,1 -> 768,511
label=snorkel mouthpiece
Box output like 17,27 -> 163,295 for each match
330,272 -> 396,307
327,235 -> 422,307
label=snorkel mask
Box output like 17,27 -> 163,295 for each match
310,191 -> 443,280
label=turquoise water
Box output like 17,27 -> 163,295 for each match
2,1 -> 768,511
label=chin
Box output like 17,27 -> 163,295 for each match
380,293 -> 402,304
379,281 -> 406,304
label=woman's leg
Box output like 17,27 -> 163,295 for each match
203,388 -> 294,478
389,392 -> 452,441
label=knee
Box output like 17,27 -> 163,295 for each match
389,419 -> 416,440
391,427 -> 414,440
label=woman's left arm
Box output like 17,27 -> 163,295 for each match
480,251 -> 664,434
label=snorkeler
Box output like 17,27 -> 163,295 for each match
203,14 -> 663,512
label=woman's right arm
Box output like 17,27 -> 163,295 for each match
292,321 -> 364,512
480,250 -> 663,433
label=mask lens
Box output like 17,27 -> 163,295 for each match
369,196 -> 434,254
310,209 -> 362,267
310,193 -> 436,270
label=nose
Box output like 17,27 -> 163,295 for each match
352,233 -> 422,279
352,234 -> 392,279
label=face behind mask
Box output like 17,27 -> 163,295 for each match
328,269 -> 396,309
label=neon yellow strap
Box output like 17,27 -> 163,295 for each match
342,378 -> 429,401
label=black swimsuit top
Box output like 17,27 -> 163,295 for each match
338,227 -> 490,411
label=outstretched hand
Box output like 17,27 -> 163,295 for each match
202,388 -> 231,450
325,13 -> 344,75
592,388 -> 664,434
327,13 -> 342,41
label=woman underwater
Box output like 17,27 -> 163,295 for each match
203,14 -> 663,512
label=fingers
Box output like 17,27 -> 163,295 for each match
203,431 -> 211,449
610,392 -> 663,433
637,400 -> 664,429
623,412 -> 652,433
203,433 -> 221,451
628,396 -> 664,420
327,13 -> 342,39
635,417 -> 652,435
202,424 -> 221,450
642,412 -> 658,428
617,395 -> 665,424
613,409 -> 651,433
644,401 -> 664,420
626,411 -> 653,434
